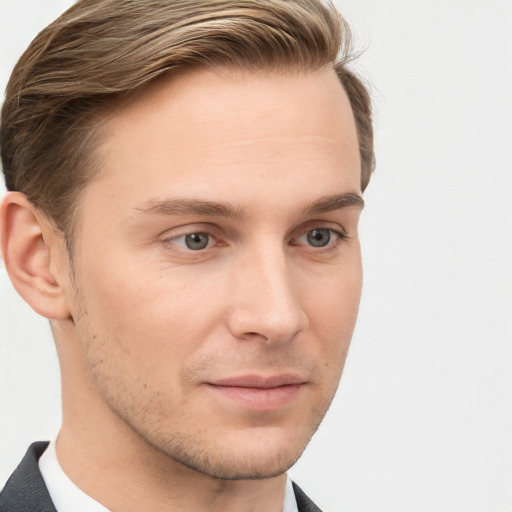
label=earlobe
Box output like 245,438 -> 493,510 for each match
1,191 -> 72,320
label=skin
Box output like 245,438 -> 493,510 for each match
1,67 -> 363,512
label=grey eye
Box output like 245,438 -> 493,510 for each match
184,233 -> 210,250
306,228 -> 331,247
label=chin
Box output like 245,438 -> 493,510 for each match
169,441 -> 304,480
149,424 -> 316,480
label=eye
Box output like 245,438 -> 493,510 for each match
306,228 -> 332,247
293,227 -> 344,248
169,232 -> 212,250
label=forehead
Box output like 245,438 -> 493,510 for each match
85,67 -> 361,216
106,66 -> 358,148
110,66 -> 354,125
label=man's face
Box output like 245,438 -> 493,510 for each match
65,67 -> 363,479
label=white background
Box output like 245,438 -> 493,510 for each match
1,1 -> 511,511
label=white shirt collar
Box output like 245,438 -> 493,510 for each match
39,439 -> 111,512
283,475 -> 300,512
39,439 -> 298,512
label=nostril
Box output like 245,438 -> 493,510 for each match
240,331 -> 268,343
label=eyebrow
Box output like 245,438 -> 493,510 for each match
134,192 -> 364,219
303,192 -> 365,215
134,199 -> 246,219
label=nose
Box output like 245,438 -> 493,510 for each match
226,246 -> 309,345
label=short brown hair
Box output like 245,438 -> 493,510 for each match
1,0 -> 375,238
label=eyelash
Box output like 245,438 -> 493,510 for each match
165,226 -> 347,252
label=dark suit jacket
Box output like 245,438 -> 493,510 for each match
0,442 -> 322,512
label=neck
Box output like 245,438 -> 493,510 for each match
56,408 -> 287,512
58,432 -> 287,511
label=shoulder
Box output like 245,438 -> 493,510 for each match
0,441 -> 57,512
293,481 -> 323,512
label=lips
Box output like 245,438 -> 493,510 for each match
205,374 -> 306,411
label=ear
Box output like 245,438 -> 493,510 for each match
1,191 -> 72,320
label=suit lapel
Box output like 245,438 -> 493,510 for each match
0,442 -> 57,512
293,481 -> 323,512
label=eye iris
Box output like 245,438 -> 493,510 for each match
307,228 -> 331,247
185,233 -> 209,250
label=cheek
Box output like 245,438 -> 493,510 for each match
73,261 -> 223,376
306,259 -> 362,330
303,262 -> 362,370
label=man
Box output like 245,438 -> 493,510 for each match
0,0 -> 374,510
